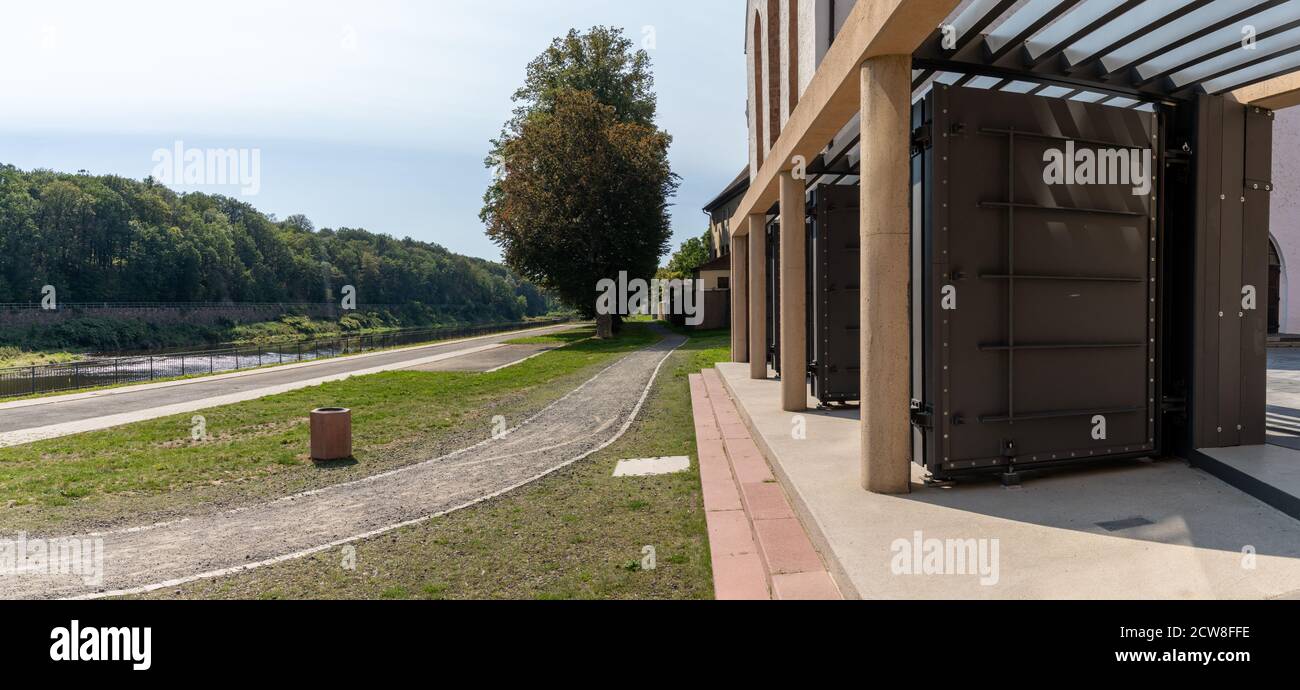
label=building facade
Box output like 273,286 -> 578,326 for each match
728,0 -> 1300,494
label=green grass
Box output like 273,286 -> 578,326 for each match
504,325 -> 595,345
135,328 -> 733,600
0,322 -> 581,404
0,324 -> 656,532
0,347 -> 81,368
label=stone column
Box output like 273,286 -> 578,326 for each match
732,235 -> 750,362
748,214 -> 768,379
859,55 -> 912,494
779,172 -> 807,412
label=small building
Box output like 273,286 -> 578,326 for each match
688,167 -> 750,330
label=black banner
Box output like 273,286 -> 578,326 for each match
2,600 -> 1292,678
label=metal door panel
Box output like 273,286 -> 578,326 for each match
811,185 -> 861,403
919,84 -> 1158,476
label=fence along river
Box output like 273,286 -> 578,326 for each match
0,319 -> 568,399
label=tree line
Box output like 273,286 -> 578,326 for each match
0,165 -> 553,321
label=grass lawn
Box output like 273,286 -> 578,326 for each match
0,322 -> 583,404
0,324 -> 654,534
0,347 -> 81,369
136,328 -> 732,600
504,326 -> 595,345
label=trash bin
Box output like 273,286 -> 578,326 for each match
310,408 -> 352,461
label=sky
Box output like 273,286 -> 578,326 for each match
0,0 -> 748,263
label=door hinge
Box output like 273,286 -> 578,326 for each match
909,399 -> 933,429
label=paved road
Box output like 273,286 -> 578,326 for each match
402,342 -> 559,372
0,330 -> 682,599
0,323 -> 578,448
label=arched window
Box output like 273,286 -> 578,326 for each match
1269,237 -> 1283,334
752,11 -> 765,170
788,0 -> 799,115
766,0 -> 780,149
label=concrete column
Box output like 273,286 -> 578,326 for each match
732,235 -> 750,363
779,172 -> 807,412
859,55 -> 912,494
748,214 -> 768,379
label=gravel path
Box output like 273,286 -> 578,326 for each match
0,329 -> 684,599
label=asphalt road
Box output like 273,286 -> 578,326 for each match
0,323 -> 579,448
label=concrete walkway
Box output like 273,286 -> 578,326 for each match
715,362 -> 1300,600
0,323 -> 577,449
3,331 -> 682,599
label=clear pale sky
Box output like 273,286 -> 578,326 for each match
0,0 -> 748,262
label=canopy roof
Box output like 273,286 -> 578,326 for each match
913,0 -> 1300,105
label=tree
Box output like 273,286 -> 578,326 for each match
0,166 -> 555,321
662,229 -> 711,280
482,27 -> 677,337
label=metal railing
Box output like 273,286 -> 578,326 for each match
0,318 -> 570,399
0,301 -> 406,312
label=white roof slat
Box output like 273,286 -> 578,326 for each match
1171,26 -> 1300,86
1101,0 -> 1272,73
1135,1 -> 1300,80
1202,49 -> 1300,93
1036,85 -> 1077,98
985,0 -> 1062,54
1062,0 -> 1198,68
1069,90 -> 1109,102
1024,0 -> 1130,61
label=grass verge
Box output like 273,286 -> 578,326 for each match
135,328 -> 732,600
0,322 -> 582,404
0,324 -> 652,533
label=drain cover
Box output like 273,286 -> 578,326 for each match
1095,517 -> 1154,532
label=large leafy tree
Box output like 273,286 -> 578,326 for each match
482,27 -> 677,336
661,228 -> 712,280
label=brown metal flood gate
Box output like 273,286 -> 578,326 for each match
913,85 -> 1159,478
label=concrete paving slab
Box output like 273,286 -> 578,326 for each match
611,456 -> 690,477
717,361 -> 1300,600
771,571 -> 841,600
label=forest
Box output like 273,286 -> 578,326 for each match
0,165 -> 552,321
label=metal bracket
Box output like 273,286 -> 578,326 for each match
910,123 -> 932,154
909,399 -> 933,429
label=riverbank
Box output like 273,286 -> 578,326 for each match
0,310 -> 574,367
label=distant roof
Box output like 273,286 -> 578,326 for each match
702,167 -> 751,214
913,0 -> 1300,104
694,253 -> 731,274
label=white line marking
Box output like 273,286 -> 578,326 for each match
0,323 -> 575,412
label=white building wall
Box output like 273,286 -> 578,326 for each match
1275,108 -> 1300,333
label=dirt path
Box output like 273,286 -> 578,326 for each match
1,329 -> 685,599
